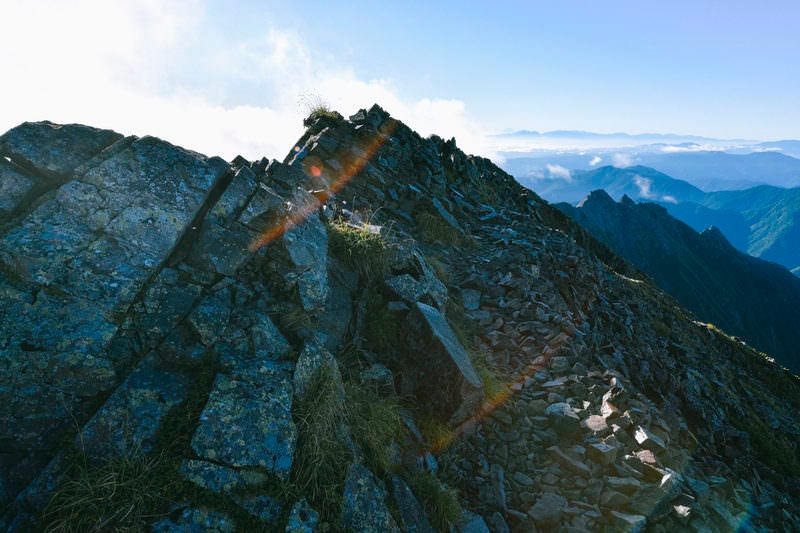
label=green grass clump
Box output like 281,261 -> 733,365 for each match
474,361 -> 506,403
41,452 -> 168,532
404,470 -> 461,532
328,222 -> 387,283
346,382 -> 402,474
416,413 -> 454,450
291,366 -> 351,521
300,94 -> 343,124
415,212 -> 461,245
734,416 -> 800,477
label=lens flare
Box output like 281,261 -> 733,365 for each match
249,119 -> 398,252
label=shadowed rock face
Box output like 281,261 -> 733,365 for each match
1,109 -> 800,532
406,301 -> 484,424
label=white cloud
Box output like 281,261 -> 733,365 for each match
589,156 -> 602,166
612,153 -> 634,167
546,164 -> 572,181
660,144 -> 724,153
633,175 -> 654,198
0,1 -> 494,161
661,195 -> 678,204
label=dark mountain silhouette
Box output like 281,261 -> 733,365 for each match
558,190 -> 800,372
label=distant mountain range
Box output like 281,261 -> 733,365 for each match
503,150 -> 800,190
519,165 -> 800,275
494,129 -> 739,142
557,191 -> 800,372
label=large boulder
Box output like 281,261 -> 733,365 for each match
405,302 -> 484,424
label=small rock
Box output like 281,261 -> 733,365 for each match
361,363 -> 396,396
512,472 -> 535,487
545,402 -> 581,436
286,499 -> 320,533
462,289 -> 481,311
527,492 -> 567,529
391,475 -> 435,533
547,446 -> 591,477
456,510 -> 490,533
633,426 -> 666,453
608,511 -> 646,532
587,442 -> 617,466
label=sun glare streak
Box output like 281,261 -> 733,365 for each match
429,330 -> 573,454
248,119 -> 398,252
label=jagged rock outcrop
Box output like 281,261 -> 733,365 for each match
1,108 -> 799,532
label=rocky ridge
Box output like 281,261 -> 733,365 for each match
0,109 -> 798,532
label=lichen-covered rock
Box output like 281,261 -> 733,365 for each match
0,158 -> 35,217
342,463 -> 400,533
191,358 -> 296,478
293,343 -> 342,401
180,460 -> 282,522
0,129 -> 228,471
282,193 -> 329,312
77,354 -> 188,459
151,507 -> 237,533
391,475 -> 435,533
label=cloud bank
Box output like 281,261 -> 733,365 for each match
1,0 -> 493,161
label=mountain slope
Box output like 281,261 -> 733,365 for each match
558,190 -> 800,372
639,150 -> 800,189
1,111 -> 799,531
515,164 -> 706,205
526,164 -> 800,274
700,185 -> 800,272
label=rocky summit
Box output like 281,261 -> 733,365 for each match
1,108 -> 799,532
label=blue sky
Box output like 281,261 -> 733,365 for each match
2,0 -> 798,159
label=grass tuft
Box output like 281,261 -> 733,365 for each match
300,94 -> 343,124
416,413 -> 454,450
416,213 -> 462,245
41,452 -> 168,533
346,382 -> 403,474
290,366 -> 351,521
328,221 -> 387,284
404,470 -> 461,531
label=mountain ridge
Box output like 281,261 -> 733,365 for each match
558,190 -> 800,372
1,109 -> 799,531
